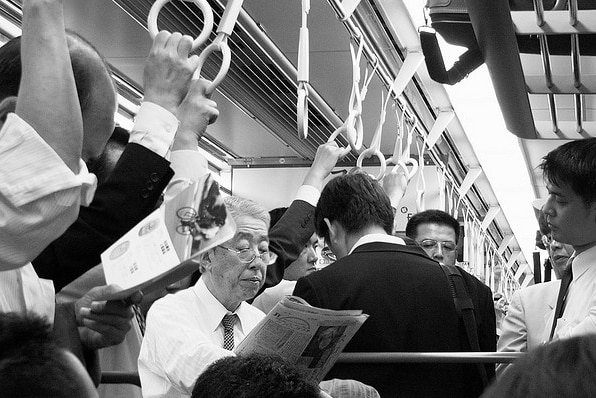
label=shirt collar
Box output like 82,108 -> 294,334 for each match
348,233 -> 405,255
571,245 -> 596,282
192,277 -> 255,334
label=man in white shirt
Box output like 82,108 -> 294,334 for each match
139,142 -> 348,398
138,195 -> 271,398
539,138 -> 596,342
497,207 -> 574,366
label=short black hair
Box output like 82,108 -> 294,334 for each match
191,354 -> 319,398
0,30 -> 113,114
0,312 -> 90,397
540,138 -> 596,205
315,173 -> 394,242
482,334 -> 596,397
405,209 -> 461,243
86,126 -> 130,184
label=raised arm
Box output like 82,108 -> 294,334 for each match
17,0 -> 82,172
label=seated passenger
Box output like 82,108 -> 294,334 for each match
139,196 -> 271,397
191,354 -> 320,398
0,312 -> 98,398
483,334 -> 596,398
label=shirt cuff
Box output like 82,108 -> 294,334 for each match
295,184 -> 320,207
170,150 -> 208,181
130,102 -> 179,157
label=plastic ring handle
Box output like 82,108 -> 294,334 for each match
193,41 -> 231,96
148,0 -> 214,51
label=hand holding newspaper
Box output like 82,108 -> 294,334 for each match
235,295 -> 368,383
100,174 -> 235,300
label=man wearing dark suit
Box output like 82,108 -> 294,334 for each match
293,172 -> 481,397
405,209 -> 496,391
32,141 -> 173,291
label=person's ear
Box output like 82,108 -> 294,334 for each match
199,250 -> 214,273
0,96 -> 17,123
324,218 -> 337,244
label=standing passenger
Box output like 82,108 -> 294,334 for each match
293,172 -> 484,397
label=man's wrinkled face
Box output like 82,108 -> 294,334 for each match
207,215 -> 269,309
543,181 -> 596,251
413,223 -> 458,266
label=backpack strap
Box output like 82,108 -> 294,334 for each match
440,264 -> 489,388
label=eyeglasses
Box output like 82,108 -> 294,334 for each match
417,239 -> 457,252
219,246 -> 271,264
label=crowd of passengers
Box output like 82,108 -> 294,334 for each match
2,1 -> 596,397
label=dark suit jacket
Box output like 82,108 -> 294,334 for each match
263,198 -> 314,290
293,240 -> 483,398
454,265 -> 497,387
33,143 -> 174,291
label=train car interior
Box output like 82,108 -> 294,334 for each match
1,0 -> 592,392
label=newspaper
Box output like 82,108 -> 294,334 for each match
235,295 -> 368,383
101,174 -> 236,300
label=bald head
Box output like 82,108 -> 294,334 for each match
0,31 -> 117,160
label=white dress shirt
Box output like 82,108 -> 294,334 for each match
544,245 -> 596,341
0,113 -> 88,270
0,114 -> 95,320
348,233 -> 406,255
138,278 -> 265,398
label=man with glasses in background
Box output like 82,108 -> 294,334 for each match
138,196 -> 273,397
405,209 -> 496,381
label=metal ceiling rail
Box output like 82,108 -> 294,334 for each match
336,352 -> 523,364
511,10 -> 596,34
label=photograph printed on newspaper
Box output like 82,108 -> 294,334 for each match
101,173 -> 236,300
235,295 -> 368,382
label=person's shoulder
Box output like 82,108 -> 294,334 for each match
518,280 -> 560,298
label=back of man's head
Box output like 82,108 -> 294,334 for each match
540,138 -> 596,205
0,31 -> 112,112
0,31 -> 117,159
405,209 -> 460,242
0,313 -> 97,398
315,172 -> 394,242
191,354 -> 320,398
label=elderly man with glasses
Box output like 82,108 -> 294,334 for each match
138,196 -> 273,397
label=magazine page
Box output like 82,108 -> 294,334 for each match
101,174 -> 235,300
235,296 -> 368,383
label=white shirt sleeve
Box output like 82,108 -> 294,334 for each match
139,299 -> 234,397
0,113 -> 86,269
129,102 -> 179,158
295,184 -> 321,207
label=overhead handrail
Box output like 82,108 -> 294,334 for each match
147,0 -> 243,95
297,0 -> 310,139
336,352 -> 523,364
148,0 -> 214,51
385,99 -> 417,181
415,140 -> 425,213
328,37 -> 377,152
193,0 -> 244,95
399,117 -> 419,180
356,90 -> 389,180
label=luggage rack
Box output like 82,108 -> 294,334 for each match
467,0 -> 596,140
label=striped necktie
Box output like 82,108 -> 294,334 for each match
221,313 -> 238,350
